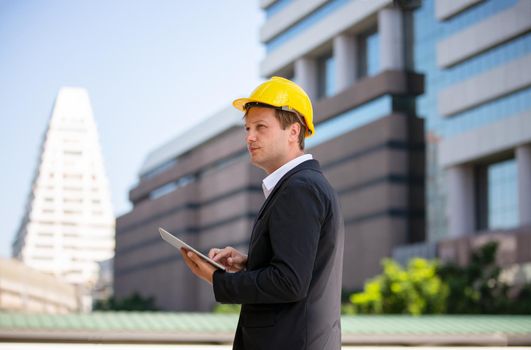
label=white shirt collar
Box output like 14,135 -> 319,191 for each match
262,154 -> 313,199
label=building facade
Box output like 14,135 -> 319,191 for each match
12,87 -> 115,311
115,0 -> 426,310
393,0 -> 531,279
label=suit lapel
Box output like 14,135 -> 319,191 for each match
247,160 -> 321,254
250,159 -> 321,234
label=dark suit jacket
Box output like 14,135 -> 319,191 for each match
213,159 -> 345,350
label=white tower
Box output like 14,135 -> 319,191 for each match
12,87 -> 115,311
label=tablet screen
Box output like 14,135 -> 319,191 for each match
159,227 -> 226,270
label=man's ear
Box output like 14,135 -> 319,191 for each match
289,123 -> 301,142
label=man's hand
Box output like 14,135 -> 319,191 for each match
208,246 -> 248,273
180,248 -> 217,285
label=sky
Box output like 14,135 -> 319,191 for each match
0,0 -> 264,258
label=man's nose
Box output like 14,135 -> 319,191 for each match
246,130 -> 257,143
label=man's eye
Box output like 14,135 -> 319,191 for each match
257,125 -> 265,129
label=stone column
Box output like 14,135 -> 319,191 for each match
294,57 -> 318,100
517,144 -> 531,225
447,165 -> 475,237
333,34 -> 358,93
378,7 -> 404,71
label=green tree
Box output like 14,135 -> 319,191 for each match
438,241 -> 531,314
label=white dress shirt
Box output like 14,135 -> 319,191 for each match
261,154 -> 313,199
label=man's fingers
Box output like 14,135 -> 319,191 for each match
229,255 -> 245,264
208,248 -> 220,259
180,249 -> 197,271
211,249 -> 232,262
186,250 -> 202,265
181,249 -> 202,267
180,248 -> 215,285
180,248 -> 189,261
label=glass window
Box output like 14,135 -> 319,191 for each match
265,0 -> 351,52
443,87 -> 531,138
479,158 -> 519,230
306,95 -> 392,149
358,30 -> 380,78
149,175 -> 196,200
149,182 -> 178,200
317,53 -> 335,98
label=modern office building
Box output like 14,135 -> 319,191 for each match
115,0 -> 531,311
259,0 -> 429,292
12,87 -> 115,311
392,0 -> 531,277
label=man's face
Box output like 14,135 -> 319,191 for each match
244,107 -> 292,174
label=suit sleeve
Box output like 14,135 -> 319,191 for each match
213,180 -> 324,304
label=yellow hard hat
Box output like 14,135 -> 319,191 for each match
233,76 -> 315,137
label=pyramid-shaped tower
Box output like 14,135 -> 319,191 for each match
12,87 -> 115,305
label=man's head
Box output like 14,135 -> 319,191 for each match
232,76 -> 314,136
233,77 -> 315,174
244,106 -> 304,174
244,102 -> 307,150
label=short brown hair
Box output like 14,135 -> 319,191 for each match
244,103 -> 307,150
274,109 -> 306,150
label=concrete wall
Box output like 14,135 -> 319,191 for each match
312,113 -> 425,289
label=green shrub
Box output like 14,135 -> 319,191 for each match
346,241 -> 531,315
349,258 -> 448,315
94,292 -> 158,311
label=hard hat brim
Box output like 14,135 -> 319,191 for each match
232,98 -> 249,112
232,97 -> 314,138
233,97 -> 280,112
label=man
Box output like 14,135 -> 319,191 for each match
180,76 -> 344,350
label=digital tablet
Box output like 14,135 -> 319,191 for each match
158,227 -> 226,271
